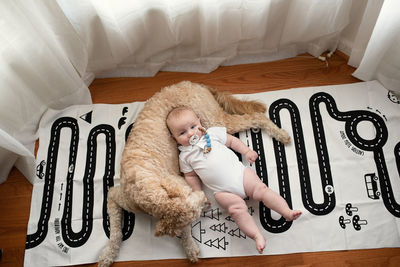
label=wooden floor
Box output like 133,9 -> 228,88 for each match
1,52 -> 399,267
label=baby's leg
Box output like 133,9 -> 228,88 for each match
243,168 -> 302,221
214,192 -> 265,254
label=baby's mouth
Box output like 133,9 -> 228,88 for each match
189,134 -> 200,145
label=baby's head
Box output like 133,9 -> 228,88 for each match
166,106 -> 203,146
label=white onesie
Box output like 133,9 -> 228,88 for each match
178,127 -> 247,198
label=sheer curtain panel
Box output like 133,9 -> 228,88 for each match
351,0 -> 400,94
58,0 -> 352,78
0,0 -> 92,183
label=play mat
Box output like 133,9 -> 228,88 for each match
24,81 -> 400,266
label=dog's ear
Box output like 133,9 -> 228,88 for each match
195,112 -> 205,128
199,117 -> 210,129
197,116 -> 203,127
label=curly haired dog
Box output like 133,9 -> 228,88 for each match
98,81 -> 290,266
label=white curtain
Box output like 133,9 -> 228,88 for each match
350,0 -> 400,94
0,0 -> 92,183
1,0 -> 354,184
58,0 -> 352,78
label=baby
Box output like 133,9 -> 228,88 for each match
166,106 -> 301,253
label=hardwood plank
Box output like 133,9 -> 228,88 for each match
1,52 -> 398,267
0,168 -> 32,266
89,53 -> 359,103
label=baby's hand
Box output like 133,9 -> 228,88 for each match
245,149 -> 258,164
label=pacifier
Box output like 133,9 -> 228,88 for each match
189,134 -> 200,145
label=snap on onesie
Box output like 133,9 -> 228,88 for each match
178,127 -> 247,198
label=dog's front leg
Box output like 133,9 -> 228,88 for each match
180,224 -> 200,262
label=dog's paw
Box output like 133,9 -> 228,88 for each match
185,241 -> 200,263
190,191 -> 207,207
188,250 -> 200,263
180,225 -> 200,262
202,201 -> 212,212
191,191 -> 208,217
98,255 -> 113,267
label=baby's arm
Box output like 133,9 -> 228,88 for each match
226,134 -> 258,164
184,171 -> 202,191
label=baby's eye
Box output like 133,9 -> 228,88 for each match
191,125 -> 196,129
179,131 -> 186,135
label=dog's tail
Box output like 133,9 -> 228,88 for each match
98,187 -> 123,267
207,86 -> 267,115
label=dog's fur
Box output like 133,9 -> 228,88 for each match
98,81 -> 290,266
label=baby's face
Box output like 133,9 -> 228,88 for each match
168,110 -> 203,146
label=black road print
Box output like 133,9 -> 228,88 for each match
310,92 -> 399,218
61,125 -> 115,247
267,92 -> 400,224
26,117 -> 79,249
395,143 -> 400,177
26,117 -> 135,249
249,127 -> 293,233
270,96 -> 336,218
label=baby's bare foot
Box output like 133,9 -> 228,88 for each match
284,210 -> 302,221
254,234 -> 266,254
